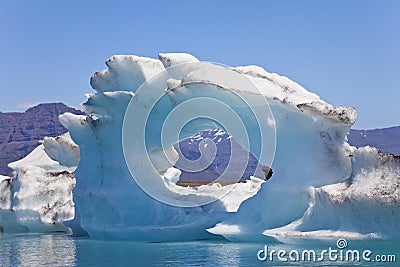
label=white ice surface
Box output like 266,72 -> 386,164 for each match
167,176 -> 265,212
0,133 -> 78,233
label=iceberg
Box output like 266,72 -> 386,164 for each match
60,52 -> 399,241
259,147 -> 400,242
0,133 -> 78,233
3,52 -> 398,242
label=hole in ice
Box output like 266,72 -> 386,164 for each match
172,128 -> 271,187
160,128 -> 272,212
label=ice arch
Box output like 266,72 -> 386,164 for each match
59,53 -> 399,241
122,61 -> 276,207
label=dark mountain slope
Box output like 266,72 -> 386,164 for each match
0,103 -> 84,176
348,127 -> 400,155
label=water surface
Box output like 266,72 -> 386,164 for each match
0,234 -> 398,266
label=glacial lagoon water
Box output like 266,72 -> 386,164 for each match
0,234 -> 398,266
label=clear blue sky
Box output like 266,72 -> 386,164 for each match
0,0 -> 399,129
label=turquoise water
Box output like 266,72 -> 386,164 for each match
0,234 -> 398,266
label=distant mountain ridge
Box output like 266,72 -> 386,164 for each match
174,129 -> 264,183
0,103 -> 84,176
0,102 -> 398,178
348,126 -> 400,156
175,126 -> 400,183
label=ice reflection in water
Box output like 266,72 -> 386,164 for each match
0,234 -> 76,266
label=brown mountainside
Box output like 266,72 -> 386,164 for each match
0,103 -> 84,176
